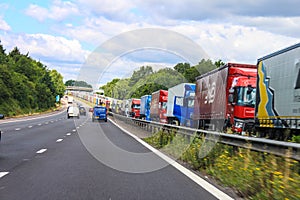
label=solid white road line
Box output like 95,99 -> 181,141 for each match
109,118 -> 234,200
36,149 -> 47,154
0,172 -> 9,179
0,108 -> 66,124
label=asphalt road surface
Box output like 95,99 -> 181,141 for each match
0,105 -> 233,200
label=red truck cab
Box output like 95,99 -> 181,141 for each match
150,90 -> 168,123
227,65 -> 257,133
129,98 -> 141,118
194,63 -> 257,134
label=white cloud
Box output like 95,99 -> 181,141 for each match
129,1 -> 300,38
1,33 -> 90,82
3,0 -> 300,87
17,33 -> 89,62
135,0 -> 300,20
77,0 -> 135,19
0,17 -> 10,31
169,22 -> 299,63
233,16 -> 300,38
57,16 -> 150,47
25,0 -> 80,22
25,4 -> 49,21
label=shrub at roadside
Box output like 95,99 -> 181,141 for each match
144,131 -> 300,199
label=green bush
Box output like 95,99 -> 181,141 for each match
143,131 -> 300,199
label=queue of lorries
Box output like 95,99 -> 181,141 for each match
73,43 -> 300,140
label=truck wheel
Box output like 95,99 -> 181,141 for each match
172,119 -> 180,126
105,119 -> 107,122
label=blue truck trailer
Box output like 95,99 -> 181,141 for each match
140,95 -> 152,121
166,83 -> 196,127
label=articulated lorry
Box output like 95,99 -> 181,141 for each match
150,90 -> 168,123
193,63 -> 257,133
255,43 -> 300,138
128,98 -> 141,118
166,83 -> 196,127
140,95 -> 151,121
121,99 -> 129,116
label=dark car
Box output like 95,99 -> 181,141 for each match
92,106 -> 107,122
79,106 -> 86,116
0,114 -> 4,141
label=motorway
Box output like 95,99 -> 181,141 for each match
0,104 -> 233,200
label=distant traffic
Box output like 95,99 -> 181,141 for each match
69,43 -> 300,141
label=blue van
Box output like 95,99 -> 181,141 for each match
92,106 -> 107,122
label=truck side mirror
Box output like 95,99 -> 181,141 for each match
228,94 -> 234,104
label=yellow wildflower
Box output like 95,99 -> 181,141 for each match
274,171 -> 282,176
280,185 -> 285,189
288,178 -> 295,182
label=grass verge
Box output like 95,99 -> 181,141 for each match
144,130 -> 300,200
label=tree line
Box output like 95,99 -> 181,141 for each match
0,42 -> 65,117
100,59 -> 224,99
65,80 -> 92,88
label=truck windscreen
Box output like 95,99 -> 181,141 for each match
236,87 -> 256,107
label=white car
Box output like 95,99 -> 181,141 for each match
67,106 -> 80,119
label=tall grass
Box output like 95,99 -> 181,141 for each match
144,130 -> 300,199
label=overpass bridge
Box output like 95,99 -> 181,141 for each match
65,86 -> 93,92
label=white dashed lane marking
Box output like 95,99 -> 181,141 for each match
36,149 -> 47,154
0,172 -> 9,179
56,139 -> 63,143
28,126 -> 33,128
15,128 -> 21,131
66,133 -> 71,136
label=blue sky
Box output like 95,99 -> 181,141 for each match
0,0 -> 300,88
